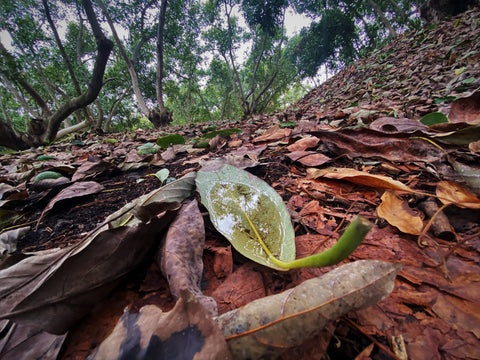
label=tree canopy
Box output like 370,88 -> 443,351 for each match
0,0 -> 467,150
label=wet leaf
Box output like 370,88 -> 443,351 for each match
157,200 -> 217,316
196,163 -> 296,271
307,167 -> 414,193
89,292 -> 232,360
377,191 -> 423,235
216,260 -> 401,360
436,181 -> 480,209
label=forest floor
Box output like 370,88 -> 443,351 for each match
1,7 -> 480,360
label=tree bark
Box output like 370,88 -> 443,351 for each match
156,0 -> 168,113
96,0 -> 151,119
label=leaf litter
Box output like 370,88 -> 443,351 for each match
0,7 -> 480,360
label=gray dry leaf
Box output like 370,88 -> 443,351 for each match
88,291 -> 232,360
215,260 -> 402,360
0,320 -> 65,360
157,200 -> 217,316
0,173 -> 196,334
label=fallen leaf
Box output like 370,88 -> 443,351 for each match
89,292 -> 232,360
216,260 -> 401,360
41,181 -> 104,216
0,320 -> 66,360
307,167 -> 414,193
287,136 -> 320,151
0,227 -> 29,258
196,163 -> 296,271
252,125 -> 291,143
377,191 -> 423,235
287,151 -> 331,167
157,200 -> 217,316
448,91 -> 480,124
72,160 -> 118,182
436,181 -> 480,209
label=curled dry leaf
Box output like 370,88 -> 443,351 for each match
0,173 -> 196,334
88,291 -> 232,360
377,191 -> 423,235
215,260 -> 402,360
436,181 -> 480,209
157,200 -> 218,316
307,167 -> 414,193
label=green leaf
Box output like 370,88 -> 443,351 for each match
196,164 -> 295,271
420,112 -> 448,126
433,96 -> 457,104
137,143 -> 159,155
201,128 -> 242,139
154,169 -> 170,184
36,155 -> 55,161
34,171 -> 63,183
279,121 -> 296,128
156,134 -> 186,149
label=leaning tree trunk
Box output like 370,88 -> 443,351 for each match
0,0 -> 113,150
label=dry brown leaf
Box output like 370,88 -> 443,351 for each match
449,91 -> 480,124
89,291 -> 232,360
157,200 -> 217,316
377,191 -> 423,235
216,260 -> 401,360
252,125 -> 291,143
436,181 -> 480,209
287,151 -> 331,167
307,167 -> 414,193
287,136 -> 320,151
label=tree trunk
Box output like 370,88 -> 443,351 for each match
156,0 -> 168,113
96,0 -> 151,119
0,0 -> 113,149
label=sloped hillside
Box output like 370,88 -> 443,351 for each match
292,7 -> 480,124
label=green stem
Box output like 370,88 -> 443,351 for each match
244,211 -> 371,270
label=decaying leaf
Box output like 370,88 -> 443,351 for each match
215,260 -> 401,360
88,291 -> 232,360
0,173 -> 196,334
436,181 -> 480,209
307,167 -> 414,193
0,320 -> 65,360
38,181 -> 104,222
377,191 -> 424,235
157,200 -> 217,316
286,151 -> 331,167
448,91 -> 480,124
196,163 -> 296,271
0,227 -> 29,258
